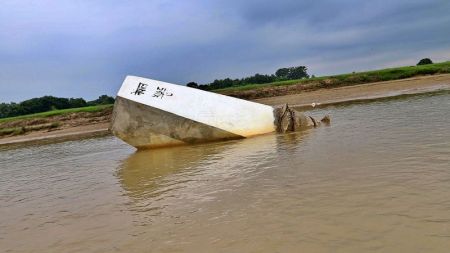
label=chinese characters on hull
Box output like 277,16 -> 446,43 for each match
131,82 -> 148,95
152,87 -> 173,99
131,83 -> 174,99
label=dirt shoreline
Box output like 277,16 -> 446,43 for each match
0,123 -> 111,148
254,74 -> 450,107
1,74 -> 449,148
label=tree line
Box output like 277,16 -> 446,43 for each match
186,65 -> 310,90
0,95 -> 115,119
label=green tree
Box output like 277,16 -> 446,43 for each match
417,58 -> 433,65
287,66 -> 309,79
19,96 -> 71,114
69,98 -> 87,108
275,66 -> 309,80
0,103 -> 12,118
275,68 -> 290,78
186,82 -> 199,88
88,95 -> 115,105
195,64 -> 310,90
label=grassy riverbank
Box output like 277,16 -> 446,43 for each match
217,61 -> 450,99
0,104 -> 113,138
0,104 -> 112,124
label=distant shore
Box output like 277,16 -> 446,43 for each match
0,107 -> 112,148
216,61 -> 450,99
254,73 -> 450,108
1,73 -> 449,148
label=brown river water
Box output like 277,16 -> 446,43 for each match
1,91 -> 450,253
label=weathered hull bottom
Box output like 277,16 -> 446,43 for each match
110,97 -> 244,149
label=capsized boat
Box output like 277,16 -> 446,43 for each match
110,76 -> 328,149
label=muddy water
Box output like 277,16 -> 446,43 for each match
1,92 -> 450,253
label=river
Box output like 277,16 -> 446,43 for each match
1,91 -> 450,252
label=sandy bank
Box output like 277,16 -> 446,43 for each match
0,123 -> 110,148
254,74 -> 450,108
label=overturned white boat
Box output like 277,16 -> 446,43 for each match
110,76 -> 327,149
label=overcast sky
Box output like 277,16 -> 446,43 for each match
1,0 -> 449,102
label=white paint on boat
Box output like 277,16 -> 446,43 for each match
117,76 -> 276,137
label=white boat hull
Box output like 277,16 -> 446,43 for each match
110,76 -> 277,149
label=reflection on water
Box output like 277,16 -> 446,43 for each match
118,131 -> 313,219
118,144 -> 213,199
1,92 -> 450,252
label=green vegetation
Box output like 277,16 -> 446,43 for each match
0,95 -> 115,119
417,58 -> 433,66
0,122 -> 62,137
0,127 -> 24,136
216,61 -> 450,94
187,65 -> 309,90
0,104 -> 112,124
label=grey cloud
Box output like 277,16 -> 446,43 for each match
0,0 -> 449,102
